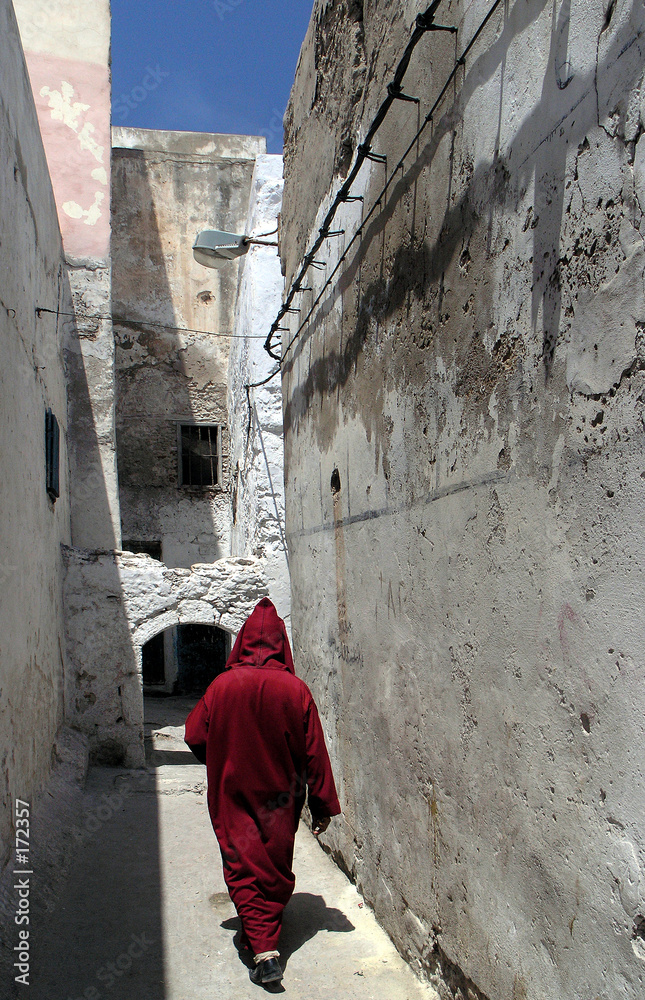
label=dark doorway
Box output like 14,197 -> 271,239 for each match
142,630 -> 166,685
175,624 -> 229,694
141,624 -> 230,696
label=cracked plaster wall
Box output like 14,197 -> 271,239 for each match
228,155 -> 291,623
0,0 -> 72,867
281,2 -> 645,999
112,128 -> 265,569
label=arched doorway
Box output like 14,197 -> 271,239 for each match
63,548 -> 267,766
140,621 -> 233,767
142,623 -> 231,695
176,624 -> 229,694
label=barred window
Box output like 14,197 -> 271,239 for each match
179,424 -> 221,487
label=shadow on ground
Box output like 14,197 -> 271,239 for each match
222,890 -> 355,977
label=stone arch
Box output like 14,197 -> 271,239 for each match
132,608 -> 234,650
119,553 -> 268,648
62,547 -> 268,766
124,553 -> 268,694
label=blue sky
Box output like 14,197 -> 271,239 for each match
111,0 -> 314,153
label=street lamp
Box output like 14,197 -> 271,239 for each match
193,228 -> 278,269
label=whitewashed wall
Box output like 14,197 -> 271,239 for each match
0,0 -> 72,867
14,0 -> 121,550
228,155 -> 290,624
280,2 -> 645,999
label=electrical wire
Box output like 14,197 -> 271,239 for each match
279,0 -> 505,364
262,0 -> 452,361
243,224 -> 279,247
35,306 -> 267,339
244,366 -> 282,389
246,0 -> 505,390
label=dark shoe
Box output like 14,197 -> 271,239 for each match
249,957 -> 283,984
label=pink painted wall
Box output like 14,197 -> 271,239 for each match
22,52 -> 110,261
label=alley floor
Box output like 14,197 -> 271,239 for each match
28,698 -> 438,1000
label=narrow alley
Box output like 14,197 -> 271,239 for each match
4,1 -> 645,998
29,699 -> 436,1000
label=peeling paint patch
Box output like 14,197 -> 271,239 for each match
22,53 -> 111,258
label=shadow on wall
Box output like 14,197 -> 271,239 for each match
111,143 -> 237,571
56,260 -> 170,996
61,260 -> 143,766
111,143 -> 242,699
0,135 -> 169,1000
0,4 -> 167,993
282,0 -> 643,430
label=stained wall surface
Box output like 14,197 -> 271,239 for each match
7,0 -> 138,838
0,0 -> 72,866
111,128 -> 265,569
280,2 -> 645,998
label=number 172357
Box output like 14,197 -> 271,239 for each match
15,800 -> 30,848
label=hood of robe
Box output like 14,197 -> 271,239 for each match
225,597 -> 294,673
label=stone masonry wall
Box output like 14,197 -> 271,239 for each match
280,2 -> 645,999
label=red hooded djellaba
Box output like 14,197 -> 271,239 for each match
184,598 -> 341,970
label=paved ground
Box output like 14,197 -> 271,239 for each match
27,698 -> 437,1000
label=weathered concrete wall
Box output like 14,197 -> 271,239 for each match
112,128 -> 264,568
62,547 -> 267,762
113,127 -> 265,161
281,2 -> 645,999
228,155 -> 291,622
13,0 -> 121,549
0,0 -> 72,866
62,547 -> 143,768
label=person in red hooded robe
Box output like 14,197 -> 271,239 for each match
184,597 -> 341,986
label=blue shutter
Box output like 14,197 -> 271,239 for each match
45,408 -> 60,501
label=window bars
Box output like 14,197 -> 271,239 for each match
179,424 -> 221,487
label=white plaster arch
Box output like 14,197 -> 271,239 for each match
62,547 -> 268,766
131,609 -> 236,696
132,608 -> 234,650
118,552 -> 268,649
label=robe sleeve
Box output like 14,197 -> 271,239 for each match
184,696 -> 209,764
303,694 -> 341,820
